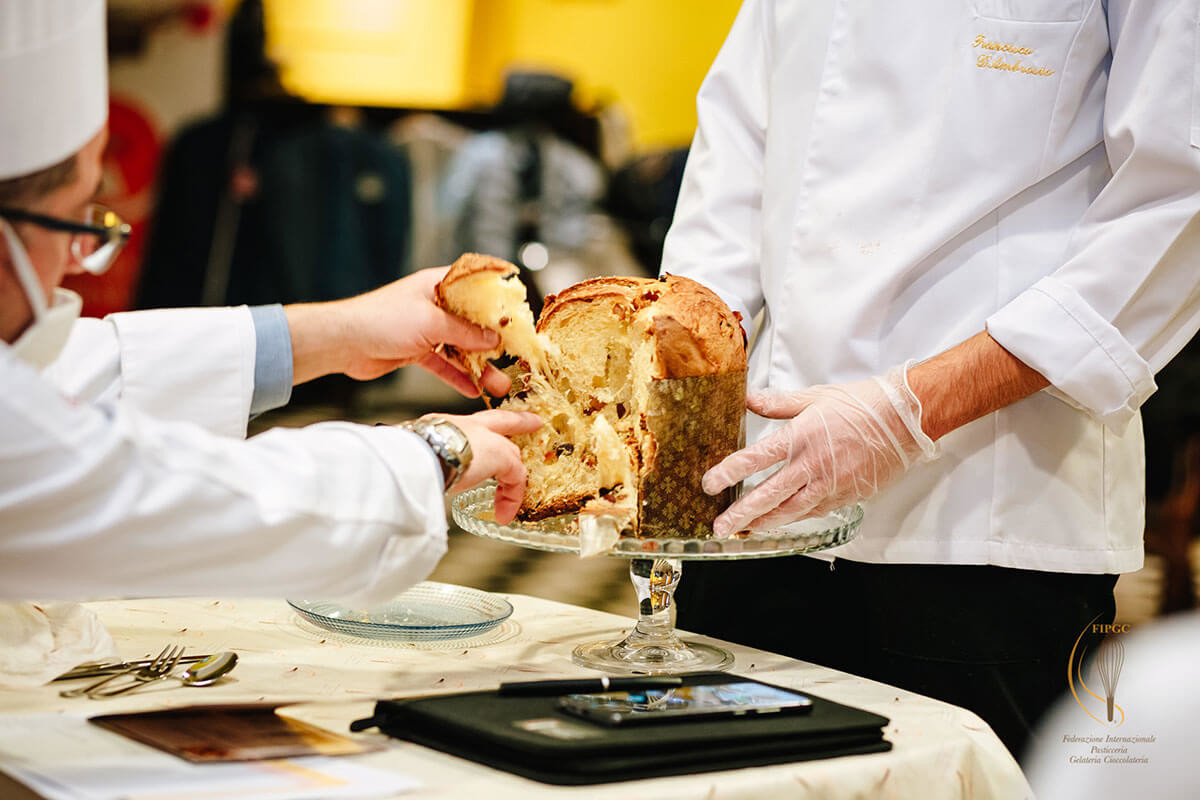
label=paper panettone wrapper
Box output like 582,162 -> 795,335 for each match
636,370 -> 747,539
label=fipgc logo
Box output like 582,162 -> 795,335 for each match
1068,614 -> 1128,726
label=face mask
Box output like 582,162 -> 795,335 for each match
1,218 -> 82,369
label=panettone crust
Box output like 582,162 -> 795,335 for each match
435,253 -> 518,303
539,276 -> 646,318
434,253 -> 528,396
516,493 -> 596,522
538,274 -> 745,379
651,274 -> 746,373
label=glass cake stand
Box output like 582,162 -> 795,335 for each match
451,484 -> 863,675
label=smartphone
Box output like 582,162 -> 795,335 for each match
555,681 -> 814,727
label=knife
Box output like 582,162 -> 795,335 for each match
53,654 -> 212,682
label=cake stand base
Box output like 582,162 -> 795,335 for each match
572,638 -> 733,674
570,557 -> 734,675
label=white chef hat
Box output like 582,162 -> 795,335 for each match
0,0 -> 108,181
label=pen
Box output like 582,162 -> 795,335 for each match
497,676 -> 684,696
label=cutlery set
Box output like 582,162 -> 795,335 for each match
56,647 -> 238,699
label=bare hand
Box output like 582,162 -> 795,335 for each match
286,266 -> 510,397
427,409 -> 543,524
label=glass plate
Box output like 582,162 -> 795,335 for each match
451,483 -> 863,560
287,581 -> 513,642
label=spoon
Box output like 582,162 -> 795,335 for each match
179,651 -> 238,687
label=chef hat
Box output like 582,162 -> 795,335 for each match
0,0 -> 108,181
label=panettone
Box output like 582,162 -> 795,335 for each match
436,253 -> 747,538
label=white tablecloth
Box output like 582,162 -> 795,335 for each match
0,594 -> 1032,798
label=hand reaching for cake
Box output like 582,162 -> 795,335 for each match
440,410 -> 544,524
702,363 -> 940,536
284,266 -> 511,397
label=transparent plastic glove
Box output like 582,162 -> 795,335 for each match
703,362 -> 940,537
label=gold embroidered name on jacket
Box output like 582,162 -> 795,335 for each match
973,34 -> 1055,77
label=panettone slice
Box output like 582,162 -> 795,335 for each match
433,253 -> 563,400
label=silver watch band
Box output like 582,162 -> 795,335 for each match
398,418 -> 472,491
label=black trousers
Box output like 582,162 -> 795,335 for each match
675,556 -> 1117,759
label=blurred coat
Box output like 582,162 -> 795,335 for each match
138,114 -> 411,309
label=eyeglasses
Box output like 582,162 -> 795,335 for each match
0,203 -> 131,275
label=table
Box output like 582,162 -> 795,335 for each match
0,594 -> 1032,799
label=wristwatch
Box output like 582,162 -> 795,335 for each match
399,418 -> 473,491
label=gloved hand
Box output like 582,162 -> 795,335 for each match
703,362 -> 940,537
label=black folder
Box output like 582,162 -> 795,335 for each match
352,672 -> 891,785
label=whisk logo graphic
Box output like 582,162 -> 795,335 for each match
1068,614 -> 1128,726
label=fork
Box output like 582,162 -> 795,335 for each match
87,645 -> 185,698
58,645 -> 178,698
58,645 -> 183,699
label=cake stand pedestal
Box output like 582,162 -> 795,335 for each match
451,484 -> 863,675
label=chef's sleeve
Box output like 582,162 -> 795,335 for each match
1,350 -> 448,605
248,303 -> 293,415
50,305 -> 280,437
987,0 -> 1200,430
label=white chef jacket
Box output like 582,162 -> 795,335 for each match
663,0 -> 1200,574
0,305 -> 447,604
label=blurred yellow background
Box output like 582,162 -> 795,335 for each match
264,0 -> 742,149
